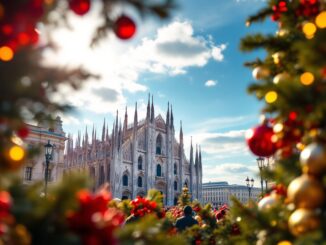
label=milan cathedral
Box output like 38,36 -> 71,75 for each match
64,96 -> 203,205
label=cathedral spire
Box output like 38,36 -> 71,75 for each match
106,122 -> 109,142
123,106 -> 128,133
146,93 -> 150,122
151,94 -> 154,123
170,104 -> 174,129
102,118 -> 106,142
84,126 -> 88,147
195,144 -> 199,169
190,137 -> 193,165
166,102 -> 170,128
199,145 -> 202,174
134,102 -> 138,127
179,120 -> 183,143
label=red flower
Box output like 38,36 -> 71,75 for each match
67,190 -> 124,245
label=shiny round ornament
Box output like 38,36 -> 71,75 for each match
287,175 -> 325,209
114,15 -> 136,40
258,195 -> 278,210
252,66 -> 270,80
273,73 -> 289,84
288,208 -> 320,236
246,124 -> 277,157
300,142 -> 326,176
69,0 -> 91,16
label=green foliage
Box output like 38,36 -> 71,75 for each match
118,215 -> 186,245
5,172 -> 89,244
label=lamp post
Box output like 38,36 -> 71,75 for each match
257,157 -> 265,194
265,157 -> 270,190
44,140 -> 53,196
245,176 -> 254,200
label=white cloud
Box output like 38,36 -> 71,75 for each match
205,80 -> 217,87
128,21 -> 226,75
44,18 -> 226,115
202,163 -> 259,186
212,44 -> 227,61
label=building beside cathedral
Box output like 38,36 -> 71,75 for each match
24,117 -> 66,186
64,97 -> 203,206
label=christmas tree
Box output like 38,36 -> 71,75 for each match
0,1 -> 175,244
232,0 -> 326,244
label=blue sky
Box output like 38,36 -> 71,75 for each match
46,0 -> 276,186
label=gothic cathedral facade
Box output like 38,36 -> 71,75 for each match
64,97 -> 203,206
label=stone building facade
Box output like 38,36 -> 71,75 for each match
23,117 -> 66,186
202,181 -> 260,208
64,97 -> 203,206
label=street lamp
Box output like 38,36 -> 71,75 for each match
257,157 -> 264,194
245,176 -> 254,199
44,140 -> 53,196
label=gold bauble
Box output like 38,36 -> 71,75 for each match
300,143 -> 326,176
252,66 -> 270,80
288,209 -> 320,236
273,73 -> 289,84
258,195 -> 278,211
272,52 -> 285,65
287,175 -> 325,209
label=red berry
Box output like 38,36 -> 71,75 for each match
114,15 -> 136,40
69,0 -> 91,16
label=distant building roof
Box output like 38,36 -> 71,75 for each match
202,181 -> 260,190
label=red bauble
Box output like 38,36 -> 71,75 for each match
0,191 -> 11,219
114,15 -> 136,40
69,0 -> 91,16
17,126 -> 30,138
246,124 -> 277,157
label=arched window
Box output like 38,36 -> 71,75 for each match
99,165 -> 105,186
156,134 -> 162,155
174,181 -> 178,191
174,197 -> 178,205
138,156 -> 142,170
123,174 -> 128,186
156,164 -> 162,177
138,176 -> 142,187
174,163 -> 177,175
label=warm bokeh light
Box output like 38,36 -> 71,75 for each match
303,22 -> 317,36
277,241 -> 292,245
300,72 -> 314,85
0,46 -> 14,61
315,11 -> 326,29
273,123 -> 283,133
9,146 -> 25,161
265,91 -> 278,103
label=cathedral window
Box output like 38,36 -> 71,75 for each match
174,181 -> 178,191
174,197 -> 178,205
138,156 -> 142,170
123,174 -> 128,186
25,167 -> 32,181
99,165 -> 105,186
174,163 -> 177,175
156,134 -> 162,155
138,176 -> 142,187
156,164 -> 162,177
